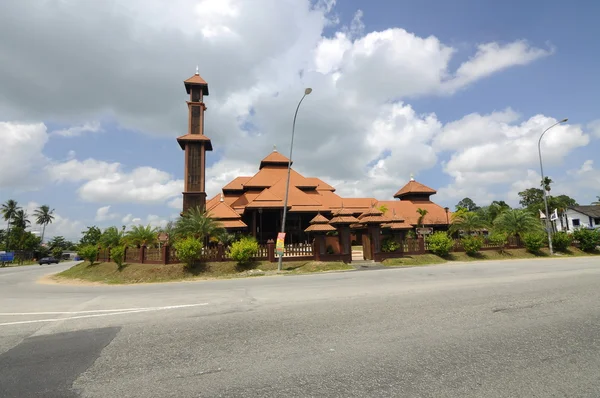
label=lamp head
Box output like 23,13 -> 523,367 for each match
560,118 -> 568,123
304,88 -> 312,95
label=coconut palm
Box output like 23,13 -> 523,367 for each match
175,206 -> 224,240
99,226 -> 126,248
12,209 -> 30,229
493,209 -> 542,240
124,224 -> 158,247
1,199 -> 21,249
416,208 -> 428,228
34,205 -> 55,244
450,211 -> 488,235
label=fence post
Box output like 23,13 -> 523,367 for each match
140,245 -> 146,264
217,243 -> 224,262
313,238 -> 320,261
418,237 -> 425,254
107,247 -> 112,262
267,239 -> 275,262
96,246 -> 101,262
161,244 -> 169,265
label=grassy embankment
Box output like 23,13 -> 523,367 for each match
54,260 -> 353,284
382,247 -> 599,267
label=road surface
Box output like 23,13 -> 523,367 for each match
1,257 -> 600,397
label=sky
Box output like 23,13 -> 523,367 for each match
1,0 -> 599,242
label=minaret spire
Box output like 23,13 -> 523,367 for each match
195,65 -> 199,75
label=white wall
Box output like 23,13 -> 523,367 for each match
556,208 -> 600,232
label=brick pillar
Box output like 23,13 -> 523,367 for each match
161,244 -> 169,265
267,239 -> 275,262
368,224 -> 382,255
140,245 -> 146,264
313,237 -> 320,261
418,237 -> 425,254
217,242 -> 225,262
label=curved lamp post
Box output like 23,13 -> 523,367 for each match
278,88 -> 312,271
538,118 -> 568,255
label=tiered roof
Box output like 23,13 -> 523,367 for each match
304,213 -> 336,232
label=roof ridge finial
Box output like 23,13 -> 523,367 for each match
220,192 -> 224,202
410,172 -> 415,182
273,144 -> 277,152
195,65 -> 199,75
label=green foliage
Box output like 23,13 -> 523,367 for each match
228,236 -> 259,265
416,208 -> 429,228
573,229 -> 600,252
427,231 -> 454,257
406,230 -> 417,239
51,247 -> 63,260
493,209 -> 542,238
450,211 -> 488,234
77,245 -> 98,265
173,237 -> 203,267
326,245 -> 334,254
461,235 -> 483,255
552,231 -> 573,252
522,232 -> 546,254
175,206 -> 224,240
80,226 -> 102,246
33,204 -> 55,243
456,197 -> 479,212
99,226 -> 125,248
381,237 -> 401,253
6,227 -> 41,251
125,224 -> 158,247
488,231 -> 509,253
110,245 -> 126,270
377,204 -> 389,214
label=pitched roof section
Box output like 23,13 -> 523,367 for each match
245,188 -> 285,208
357,206 -> 389,224
569,205 -> 600,218
376,200 -> 450,226
209,201 -> 243,220
310,213 -> 330,224
223,177 -> 251,191
259,150 -> 292,169
305,178 -> 335,191
393,180 -> 437,199
184,72 -> 209,95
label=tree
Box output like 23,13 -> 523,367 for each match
12,209 -> 30,229
124,224 -> 158,247
493,209 -> 543,240
541,176 -> 553,192
518,188 -> 545,209
33,205 -> 55,244
1,199 -> 21,249
455,197 -> 479,212
450,211 -> 488,235
99,226 -> 125,248
477,201 -> 511,225
416,208 -> 428,228
48,236 -> 69,251
377,204 -> 389,215
175,206 -> 224,241
593,196 -> 600,205
80,226 -> 102,246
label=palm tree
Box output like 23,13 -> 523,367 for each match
34,205 -> 55,244
1,199 -> 21,249
124,224 -> 158,247
175,206 -> 224,241
541,176 -> 553,192
416,208 -> 428,228
99,226 -> 126,248
450,211 -> 488,235
493,209 -> 542,240
12,209 -> 30,229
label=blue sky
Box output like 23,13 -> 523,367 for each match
1,0 -> 598,241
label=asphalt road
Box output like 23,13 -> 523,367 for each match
1,257 -> 600,397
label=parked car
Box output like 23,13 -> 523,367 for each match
38,257 -> 60,265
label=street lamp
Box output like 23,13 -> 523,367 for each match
538,118 -> 568,255
278,88 -> 312,271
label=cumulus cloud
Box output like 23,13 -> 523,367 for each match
51,121 -> 102,137
0,122 -> 48,189
95,205 -> 119,222
22,201 -> 83,242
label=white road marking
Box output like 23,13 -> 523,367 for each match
0,303 -> 209,316
0,303 -> 209,327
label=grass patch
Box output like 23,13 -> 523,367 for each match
382,247 -> 599,267
54,260 -> 353,284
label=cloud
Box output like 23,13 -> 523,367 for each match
0,122 -> 48,189
46,158 -> 183,204
51,121 -> 102,137
22,201 -> 83,242
587,120 -> 600,139
95,205 -> 119,222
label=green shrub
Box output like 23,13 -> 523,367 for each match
228,236 -> 259,265
174,237 -> 203,267
461,235 -> 483,256
77,245 -> 98,265
326,245 -> 334,255
51,247 -> 63,260
110,245 -> 126,270
381,237 -> 401,253
523,232 -> 546,254
427,232 -> 454,257
552,231 -> 573,252
573,229 -> 600,252
488,231 -> 508,253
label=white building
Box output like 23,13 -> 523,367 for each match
556,205 -> 600,232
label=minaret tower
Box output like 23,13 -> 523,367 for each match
177,67 -> 213,214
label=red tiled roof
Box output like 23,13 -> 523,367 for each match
393,180 -> 436,198
259,150 -> 291,169
184,73 -> 209,95
304,223 -> 336,232
309,213 -> 330,224
176,134 -> 213,151
376,200 -> 450,226
220,219 -> 247,228
223,177 -> 251,191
